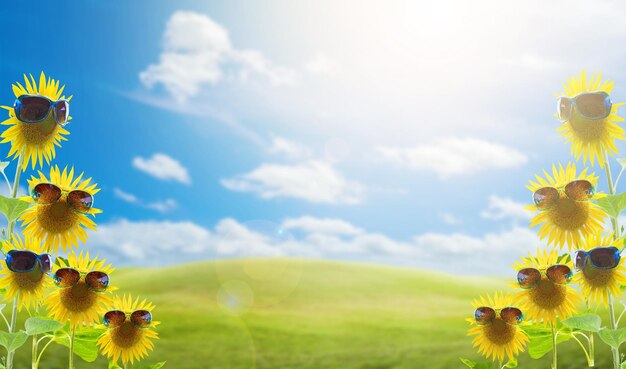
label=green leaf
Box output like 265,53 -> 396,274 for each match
25,317 -> 64,336
135,362 -> 166,369
108,362 -> 122,369
0,196 -> 29,223
524,325 -> 572,359
562,314 -> 602,332
597,193 -> 626,219
54,327 -> 105,363
458,358 -> 490,369
503,357 -> 517,368
599,327 -> 626,349
0,331 -> 28,352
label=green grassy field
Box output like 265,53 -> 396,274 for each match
11,259 -> 616,368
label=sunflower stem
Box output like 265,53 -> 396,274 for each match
35,337 -> 55,368
6,294 -> 18,369
69,326 -> 75,369
589,332 -> 595,367
6,152 -> 24,241
31,334 -> 37,369
551,322 -> 558,369
571,333 -> 592,367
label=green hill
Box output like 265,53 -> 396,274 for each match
14,259 -> 613,368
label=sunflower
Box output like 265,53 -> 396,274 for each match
573,232 -> 626,306
0,72 -> 71,170
98,294 -> 159,366
44,252 -> 114,330
467,292 -> 528,362
527,162 -> 606,249
557,70 -> 625,167
20,165 -> 101,253
0,235 -> 52,311
513,249 -> 582,325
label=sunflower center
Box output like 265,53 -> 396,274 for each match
59,281 -> 98,312
36,201 -> 78,234
528,278 -> 567,309
582,266 -> 614,288
547,195 -> 589,230
110,322 -> 143,349
17,116 -> 58,145
568,114 -> 608,142
10,270 -> 44,292
483,318 -> 516,345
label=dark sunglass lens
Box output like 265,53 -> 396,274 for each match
576,93 -> 610,119
565,180 -> 594,201
17,96 -> 51,122
67,190 -> 93,213
557,97 -> 572,121
533,187 -> 559,210
7,251 -> 37,272
474,307 -> 496,325
55,100 -> 69,124
103,310 -> 126,328
39,254 -> 52,274
85,271 -> 109,291
54,268 -> 80,287
32,183 -> 61,204
517,268 -> 541,289
130,310 -> 152,328
589,247 -> 620,269
575,251 -> 587,271
547,264 -> 573,284
501,307 -> 523,325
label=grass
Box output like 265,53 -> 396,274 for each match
8,258 -> 618,368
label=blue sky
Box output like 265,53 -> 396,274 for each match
2,0 -> 626,274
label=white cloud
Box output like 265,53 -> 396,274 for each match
221,161 -> 364,204
132,153 -> 191,185
439,212 -> 462,225
113,188 -> 178,214
304,53 -> 339,75
86,216 -> 538,275
282,216 -> 363,235
481,195 -> 531,221
376,137 -> 528,178
139,11 -> 295,101
268,137 -> 310,160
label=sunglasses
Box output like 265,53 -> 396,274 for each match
575,246 -> 621,271
557,91 -> 612,121
5,250 -> 52,274
474,306 -> 523,326
532,180 -> 594,211
53,268 -> 109,292
14,94 -> 70,126
103,310 -> 152,328
517,264 -> 573,289
31,183 -> 94,213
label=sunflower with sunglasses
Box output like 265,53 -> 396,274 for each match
0,236 -> 53,311
45,252 -> 114,330
0,72 -> 71,170
556,70 -> 625,167
572,232 -> 626,306
467,292 -> 528,363
527,162 -> 606,249
513,249 -> 582,325
97,294 -> 159,366
20,165 -> 100,253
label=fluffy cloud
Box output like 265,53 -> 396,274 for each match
86,216 -> 539,275
139,11 -> 295,101
132,153 -> 191,185
481,195 -> 532,221
113,188 -> 178,214
268,137 -> 310,160
221,161 -> 364,204
377,137 -> 528,178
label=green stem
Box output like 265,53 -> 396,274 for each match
69,327 -> 75,369
589,332 -> 595,367
551,323 -> 558,369
35,337 -> 54,368
572,333 -> 592,367
31,334 -> 37,369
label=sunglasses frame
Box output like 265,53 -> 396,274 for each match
474,306 -> 524,326
557,91 -> 612,122
31,183 -> 95,213
517,264 -> 573,289
574,246 -> 621,271
14,94 -> 70,126
103,310 -> 153,329
5,250 -> 52,274
532,180 -> 595,211
53,268 -> 109,292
